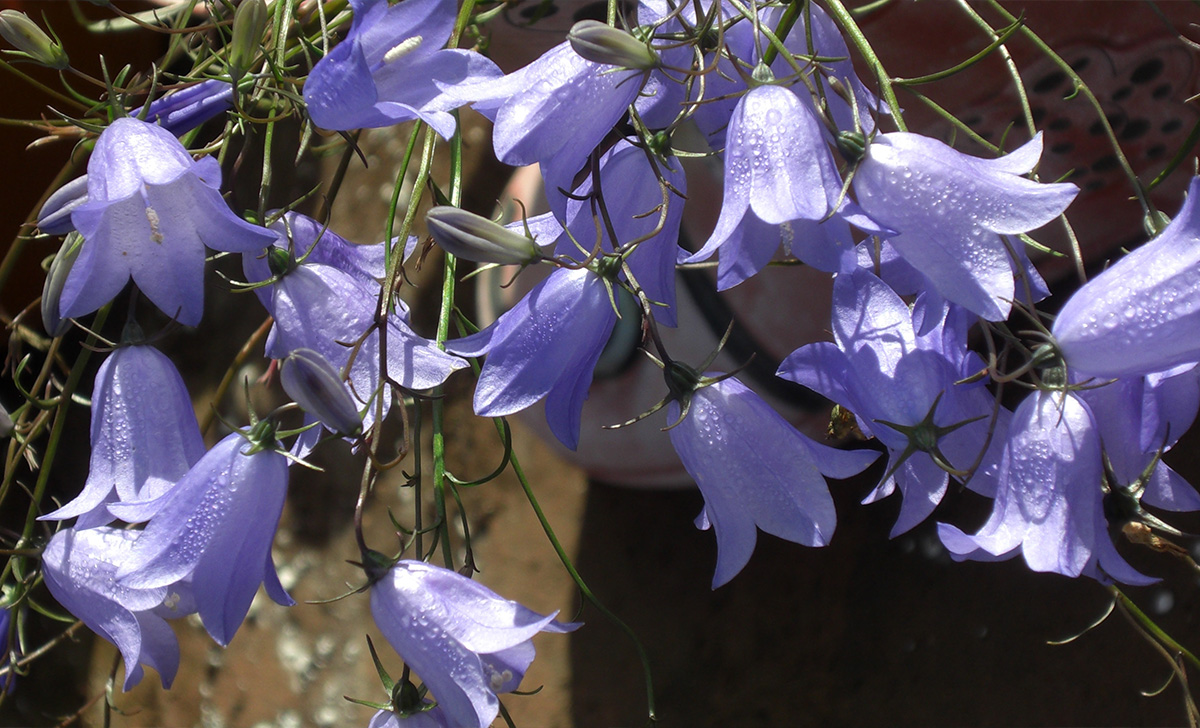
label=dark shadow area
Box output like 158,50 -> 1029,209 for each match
570,464 -> 1200,727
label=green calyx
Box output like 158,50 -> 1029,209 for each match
266,246 -> 296,277
874,391 -> 985,480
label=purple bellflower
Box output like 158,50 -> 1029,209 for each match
370,560 -> 578,728
938,390 -> 1154,584
303,0 -> 501,138
450,37 -> 650,190
853,132 -> 1078,321
137,79 -> 234,136
1078,375 -> 1200,515
243,213 -> 466,428
666,372 -> 879,587
445,265 -> 618,450
779,269 -> 1007,535
544,139 -> 685,326
111,428 -> 294,646
695,84 -> 841,246
41,527 -> 192,690
40,342 -> 204,529
1053,177 -> 1200,378
681,82 -> 875,289
59,117 -> 275,326
37,82 -> 233,235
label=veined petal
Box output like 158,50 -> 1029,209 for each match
1053,177 -> 1200,377
41,528 -> 179,690
446,267 -> 616,449
733,86 -> 839,225
668,377 -> 874,587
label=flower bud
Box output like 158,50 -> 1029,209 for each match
281,348 -> 363,436
42,233 -> 82,337
229,0 -> 268,83
425,206 -> 544,265
568,20 -> 658,70
38,175 -> 89,235
0,10 -> 68,70
0,403 -> 13,438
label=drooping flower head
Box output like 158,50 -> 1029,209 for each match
938,389 -> 1155,584
545,139 -> 686,326
369,559 -> 578,728
665,369 -> 878,587
243,212 -> 467,433
682,82 -> 855,289
445,265 -> 618,450
853,132 -> 1078,321
111,424 -> 294,646
40,340 -> 204,528
449,30 -> 654,188
303,0 -> 501,138
779,269 -> 1007,535
60,117 -> 275,325
1053,176 -> 1200,378
41,527 -> 193,690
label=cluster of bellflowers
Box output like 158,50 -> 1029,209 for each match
3,0 -> 1200,723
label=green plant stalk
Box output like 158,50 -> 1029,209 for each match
1111,586 -> 1200,673
0,58 -> 87,111
822,0 -> 905,130
760,0 -> 802,69
723,0 -> 804,78
450,0 -> 478,47
504,428 -> 658,725
981,0 -> 1151,219
258,116 -> 276,221
382,124 -> 422,292
893,12 -> 1023,87
1148,118 -> 1200,192
6,305 -> 109,588
430,119 -> 464,570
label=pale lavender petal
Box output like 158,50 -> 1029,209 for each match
1053,177 -> 1200,377
667,378 -> 874,587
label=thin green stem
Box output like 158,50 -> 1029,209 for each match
981,0 -> 1151,220
430,122 -> 463,570
760,0 -> 803,69
1111,586 -> 1200,673
821,0 -> 905,130
10,305 -> 109,579
0,59 -> 88,111
504,431 -> 657,724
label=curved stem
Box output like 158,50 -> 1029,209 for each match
505,432 -> 658,725
821,0 -> 906,131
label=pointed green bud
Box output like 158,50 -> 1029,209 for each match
280,348 -> 363,436
0,10 -> 68,70
568,20 -> 659,70
42,233 -> 82,337
425,206 -> 544,265
360,547 -> 393,585
229,0 -> 268,83
0,403 -> 12,439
